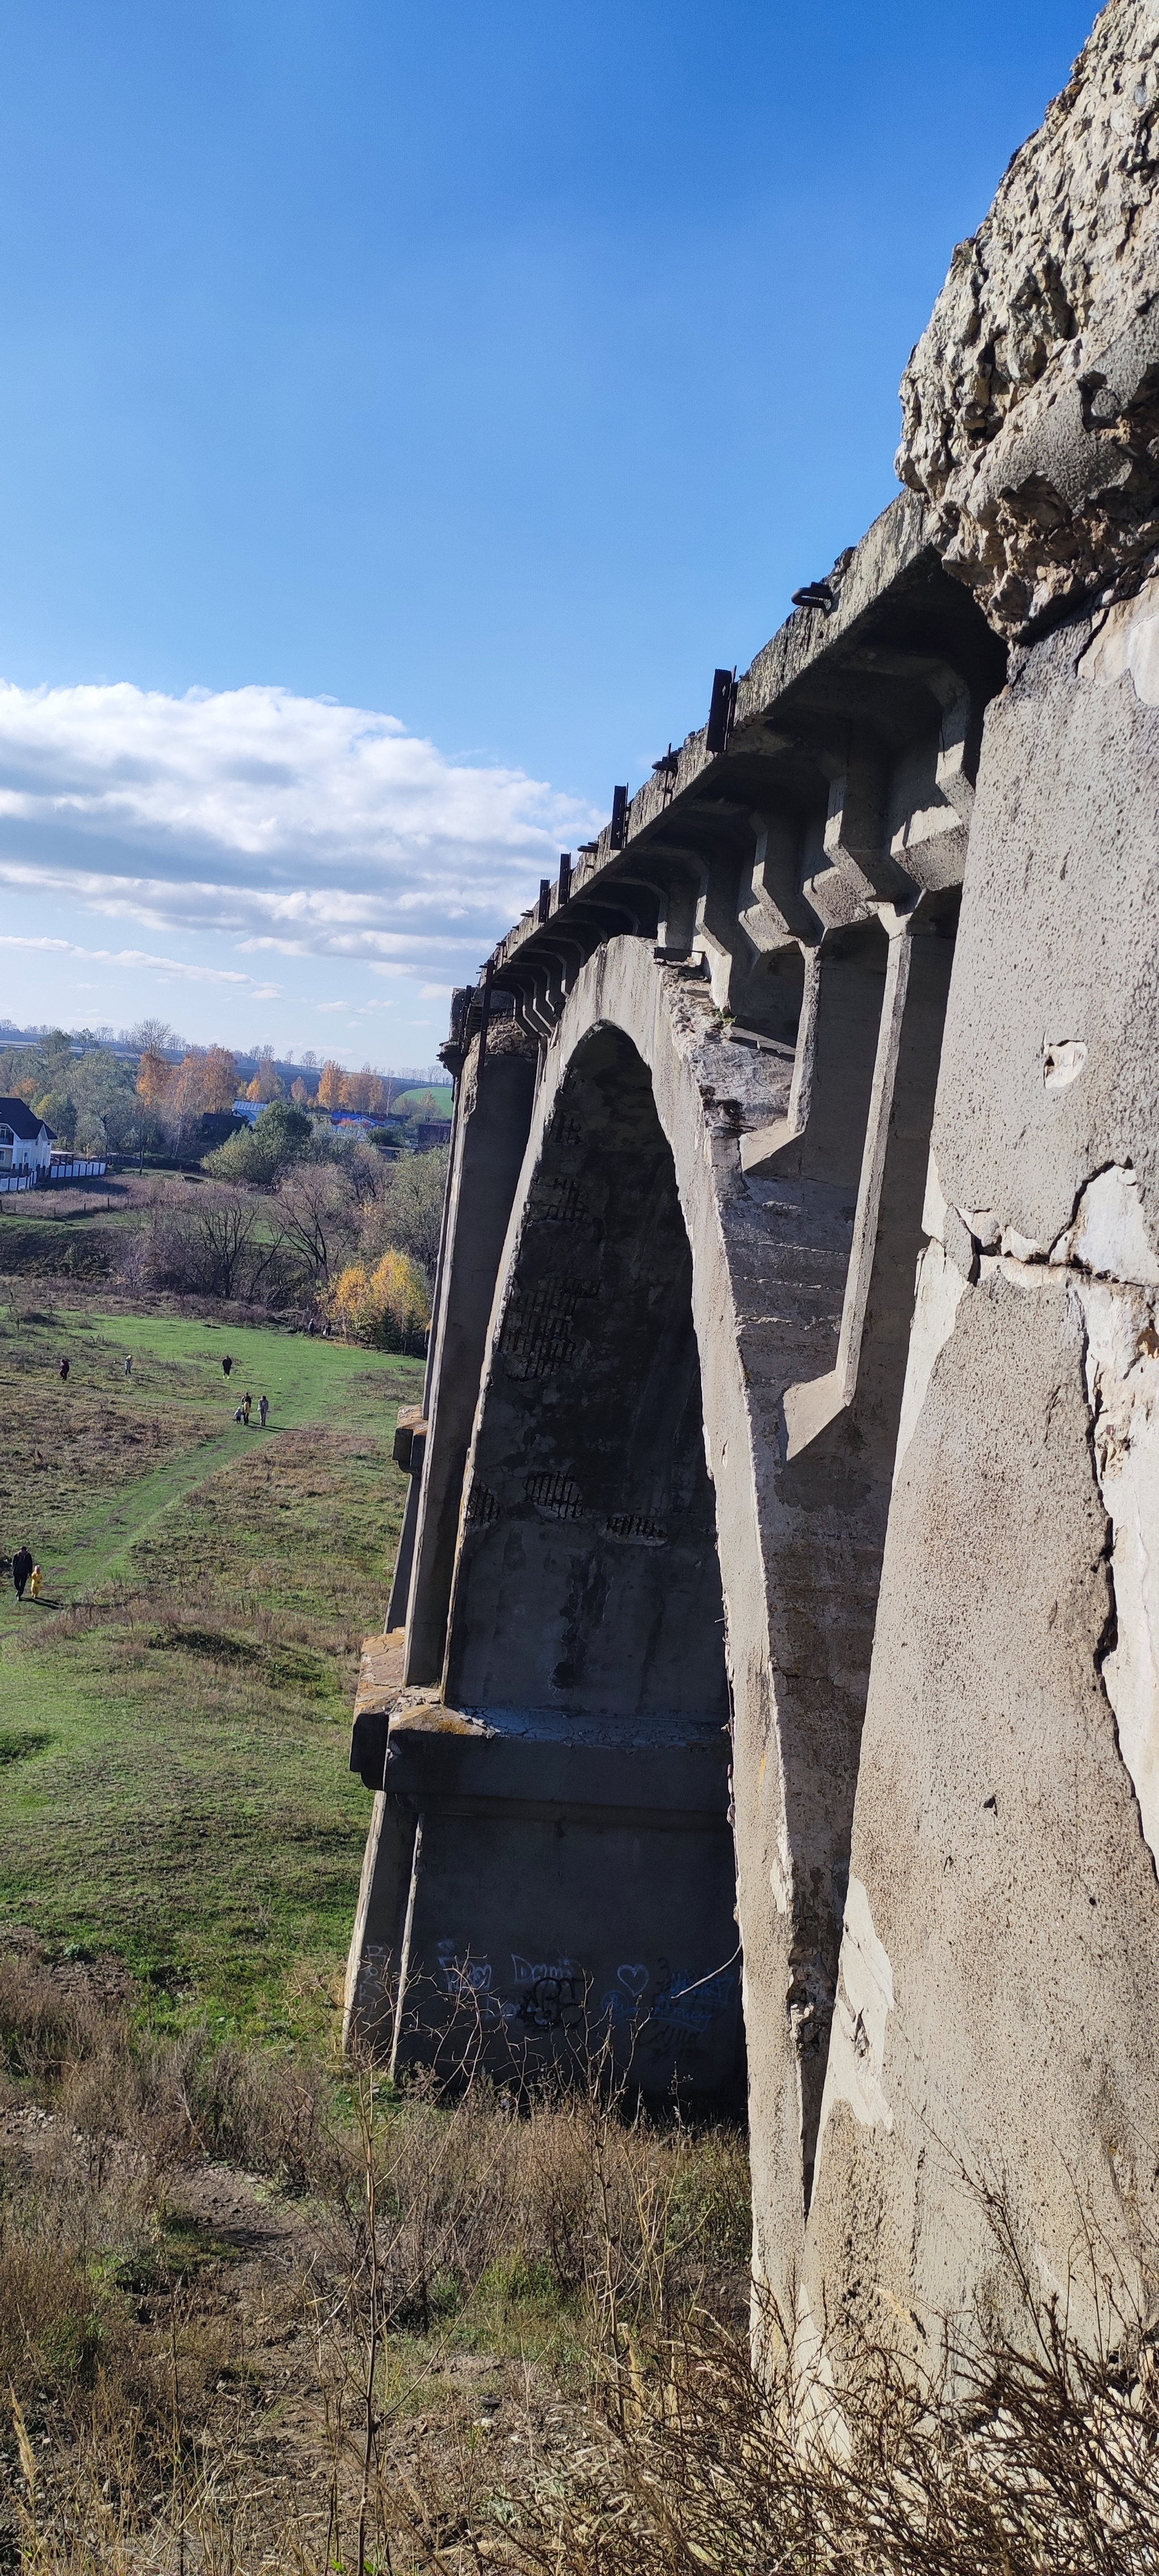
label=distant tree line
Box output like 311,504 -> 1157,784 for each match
0,1022 -> 449,1165
0,1027 -> 152,1158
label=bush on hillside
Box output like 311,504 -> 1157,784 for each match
134,1184 -> 295,1305
204,1099 -> 315,1185
328,1249 -> 431,1349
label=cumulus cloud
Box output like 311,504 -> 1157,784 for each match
0,679 -> 599,985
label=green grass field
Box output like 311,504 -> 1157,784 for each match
0,1300 -> 423,2039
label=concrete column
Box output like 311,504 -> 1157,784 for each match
384,1079 -> 461,1631
402,1037 -> 536,1686
729,912 -> 956,2284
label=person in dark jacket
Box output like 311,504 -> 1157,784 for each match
11,1546 -> 33,1601
58,1357 -> 70,1381
222,1354 -> 233,1377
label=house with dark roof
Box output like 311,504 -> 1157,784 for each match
0,1098 -> 55,1175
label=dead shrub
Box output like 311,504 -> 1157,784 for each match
501,2258 -> 1159,2576
0,1951 -> 125,2086
140,2027 -> 343,2190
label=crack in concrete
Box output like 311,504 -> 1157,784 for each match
896,1158 -> 1159,1888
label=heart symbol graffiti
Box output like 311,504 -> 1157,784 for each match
617,1963 -> 649,1996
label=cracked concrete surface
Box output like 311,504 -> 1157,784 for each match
1077,1271 -> 1159,1870
897,1156 -> 1159,1875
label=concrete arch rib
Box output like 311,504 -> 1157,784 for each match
449,926 -> 950,2301
463,938 -> 829,2282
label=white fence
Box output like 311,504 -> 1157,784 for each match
0,1158 -> 108,1194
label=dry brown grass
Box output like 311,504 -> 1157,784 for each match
3,1946 -> 1158,2570
0,1373 -> 213,1564
0,1942 -> 748,2570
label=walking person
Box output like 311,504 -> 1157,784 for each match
222,1355 -> 233,1378
124,1355 -> 132,1378
242,1392 -> 252,1424
11,1545 -> 33,1602
259,1395 -> 268,1429
59,1357 -> 69,1381
28,1566 -> 42,1601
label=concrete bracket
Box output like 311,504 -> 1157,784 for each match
740,946 -> 821,1175
739,810 -> 823,954
821,741 -> 919,910
783,917 -> 926,1458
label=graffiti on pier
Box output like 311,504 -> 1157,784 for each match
651,1965 -> 737,2037
600,1961 -> 653,2024
510,1952 -> 585,2031
434,1939 -> 506,2023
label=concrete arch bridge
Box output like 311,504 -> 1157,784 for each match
347,0 -> 1159,2339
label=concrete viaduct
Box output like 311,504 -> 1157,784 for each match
347,0 -> 1159,2348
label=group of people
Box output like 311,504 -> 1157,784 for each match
221,1357 -> 269,1426
28,1340 -> 274,1605
57,1344 -> 270,1427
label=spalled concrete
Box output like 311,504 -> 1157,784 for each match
898,0 -> 1159,638
347,0 -> 1159,2356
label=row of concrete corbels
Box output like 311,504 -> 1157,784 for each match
480,502 -> 1006,1053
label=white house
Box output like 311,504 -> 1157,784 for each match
0,1098 -> 55,1174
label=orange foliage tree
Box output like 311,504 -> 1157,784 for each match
328,1249 -> 431,1348
167,1046 -> 239,1139
317,1060 -> 344,1109
136,1048 -> 174,1110
339,1067 -> 373,1113
200,1046 -> 238,1113
246,1054 -> 283,1104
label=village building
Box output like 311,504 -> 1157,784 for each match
0,1096 -> 55,1174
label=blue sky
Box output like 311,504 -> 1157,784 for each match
0,0 -> 1095,1061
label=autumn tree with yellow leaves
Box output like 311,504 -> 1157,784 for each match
327,1248 -> 431,1349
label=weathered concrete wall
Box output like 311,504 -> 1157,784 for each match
805,577 -> 1159,2350
347,0 -> 1159,2355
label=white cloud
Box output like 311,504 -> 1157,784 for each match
0,679 -> 598,987
0,933 -> 281,997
